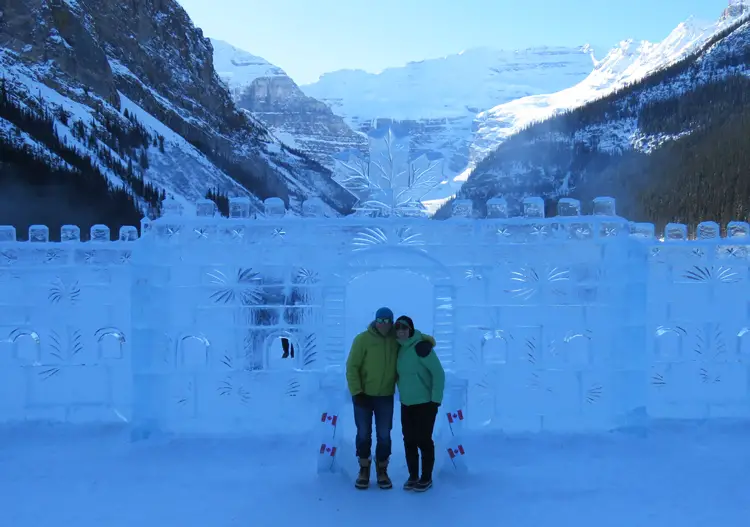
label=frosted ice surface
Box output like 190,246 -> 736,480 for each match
264,197 -> 286,218
161,197 -> 184,216
451,199 -> 473,218
28,224 -> 49,242
302,198 -> 325,217
592,196 -> 616,216
195,199 -> 216,217
229,196 -> 251,218
557,198 -> 581,216
90,224 -> 110,242
522,196 -> 544,218
0,225 -> 16,242
665,222 -> 688,240
696,221 -> 720,240
486,197 -> 508,218
630,222 -> 654,239
727,221 -> 750,238
119,226 -> 138,242
61,224 -> 80,242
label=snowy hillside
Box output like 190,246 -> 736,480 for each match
451,9 -> 750,227
211,39 -> 367,171
465,8 -> 747,179
0,0 -> 355,231
300,46 -> 597,203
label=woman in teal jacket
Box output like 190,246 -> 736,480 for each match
395,315 -> 445,492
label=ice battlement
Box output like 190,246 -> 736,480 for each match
0,195 -> 747,243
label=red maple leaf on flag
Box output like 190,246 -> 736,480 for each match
321,412 -> 338,426
446,409 -> 464,424
447,445 -> 465,459
319,443 -> 337,456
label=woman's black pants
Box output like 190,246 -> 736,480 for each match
401,402 -> 438,479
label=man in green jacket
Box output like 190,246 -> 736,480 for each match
345,307 -> 435,490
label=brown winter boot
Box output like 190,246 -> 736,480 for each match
355,457 -> 371,489
376,459 -> 392,489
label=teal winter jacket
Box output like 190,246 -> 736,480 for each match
396,330 -> 445,406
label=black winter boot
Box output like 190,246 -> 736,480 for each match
355,458 -> 371,489
414,477 -> 432,492
403,475 -> 419,490
414,446 -> 435,492
376,459 -> 392,489
404,442 -> 419,481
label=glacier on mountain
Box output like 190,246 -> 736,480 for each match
300,46 -> 598,209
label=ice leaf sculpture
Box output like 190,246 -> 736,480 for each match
332,123 -> 444,217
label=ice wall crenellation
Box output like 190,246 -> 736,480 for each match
0,196 -> 747,242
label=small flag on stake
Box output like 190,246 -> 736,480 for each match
447,445 -> 465,459
321,412 -> 338,426
320,443 -> 337,456
446,409 -> 464,424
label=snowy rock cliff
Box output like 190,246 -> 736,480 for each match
0,0 -> 355,224
211,39 -> 367,171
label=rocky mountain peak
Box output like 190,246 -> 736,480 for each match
211,39 -> 367,170
721,1 -> 750,22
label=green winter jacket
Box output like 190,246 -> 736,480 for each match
346,323 -> 436,397
396,330 -> 445,406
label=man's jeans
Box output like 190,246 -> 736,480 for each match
352,395 -> 394,462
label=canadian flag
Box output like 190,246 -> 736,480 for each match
319,443 -> 337,456
321,412 -> 338,426
447,445 -> 465,459
446,409 -> 464,424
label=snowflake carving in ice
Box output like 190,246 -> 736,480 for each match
332,123 -> 445,217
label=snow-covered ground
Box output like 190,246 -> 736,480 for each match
2,421 -> 748,526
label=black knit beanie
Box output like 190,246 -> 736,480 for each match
395,316 -> 415,337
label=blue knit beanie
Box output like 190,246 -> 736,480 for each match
375,307 -> 394,321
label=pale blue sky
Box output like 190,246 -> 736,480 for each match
178,0 -> 735,84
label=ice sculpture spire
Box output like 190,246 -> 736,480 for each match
331,122 -> 445,217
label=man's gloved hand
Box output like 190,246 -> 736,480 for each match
353,393 -> 371,408
429,401 -> 441,412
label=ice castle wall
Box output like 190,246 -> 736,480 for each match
0,198 -> 749,436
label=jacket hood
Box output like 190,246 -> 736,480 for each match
397,329 -> 423,348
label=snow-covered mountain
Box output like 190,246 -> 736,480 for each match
211,39 -> 367,170
464,7 -> 748,184
451,5 -> 750,224
0,0 -> 355,228
298,5 -> 748,215
300,46 -> 598,204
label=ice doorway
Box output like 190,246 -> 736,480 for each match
342,268 -> 435,462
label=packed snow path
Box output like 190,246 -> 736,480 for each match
1,422 -> 748,526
